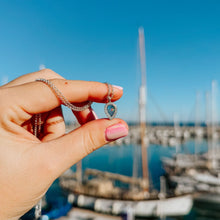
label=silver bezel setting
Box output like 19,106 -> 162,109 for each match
104,102 -> 117,120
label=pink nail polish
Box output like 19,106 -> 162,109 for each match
113,85 -> 123,91
105,123 -> 128,141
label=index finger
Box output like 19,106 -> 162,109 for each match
4,79 -> 123,122
1,69 -> 64,88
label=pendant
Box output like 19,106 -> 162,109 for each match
104,102 -> 117,120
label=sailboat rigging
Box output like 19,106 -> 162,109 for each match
59,27 -> 193,218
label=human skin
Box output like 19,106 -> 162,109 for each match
0,69 -> 128,220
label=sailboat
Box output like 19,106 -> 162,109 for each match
161,82 -> 220,220
59,27 -> 193,218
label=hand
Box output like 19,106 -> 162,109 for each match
0,69 -> 128,220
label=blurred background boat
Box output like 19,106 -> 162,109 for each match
21,28 -> 220,220
57,28 -> 193,220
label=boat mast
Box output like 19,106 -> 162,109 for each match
211,80 -> 218,169
138,27 -> 149,189
195,91 -> 201,160
206,91 -> 212,160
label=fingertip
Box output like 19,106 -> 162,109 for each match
74,108 -> 99,125
113,85 -> 123,91
91,109 -> 99,120
105,122 -> 128,142
112,85 -> 123,101
83,109 -> 99,122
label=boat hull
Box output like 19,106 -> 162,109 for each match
69,193 -> 193,217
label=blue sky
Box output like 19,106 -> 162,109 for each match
0,0 -> 220,122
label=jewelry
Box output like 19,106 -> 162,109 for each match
36,78 -> 93,112
33,113 -> 42,219
33,78 -> 92,219
104,83 -> 117,120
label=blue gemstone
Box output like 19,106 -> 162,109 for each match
107,104 -> 115,117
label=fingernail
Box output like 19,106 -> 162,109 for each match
113,85 -> 123,91
105,123 -> 128,141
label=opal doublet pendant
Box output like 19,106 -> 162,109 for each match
105,102 -> 117,120
104,83 -> 117,120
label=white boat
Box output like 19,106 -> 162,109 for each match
59,27 -> 193,218
69,193 -> 192,217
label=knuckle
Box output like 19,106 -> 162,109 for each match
0,89 -> 12,123
57,125 -> 65,136
83,130 -> 98,155
41,68 -> 54,74
41,68 -> 64,79
46,121 -> 65,137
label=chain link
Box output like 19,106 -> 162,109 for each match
33,78 -> 93,219
105,83 -> 114,102
36,78 -> 93,111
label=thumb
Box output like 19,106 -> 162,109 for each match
40,119 -> 128,178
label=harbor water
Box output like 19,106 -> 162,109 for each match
44,139 -> 217,219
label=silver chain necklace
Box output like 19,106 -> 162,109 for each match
33,79 -> 117,219
36,78 -> 93,111
34,78 -> 93,219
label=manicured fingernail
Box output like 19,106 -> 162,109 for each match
105,123 -> 128,141
113,85 -> 123,91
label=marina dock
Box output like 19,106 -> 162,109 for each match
67,123 -> 214,147
110,125 -> 214,146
